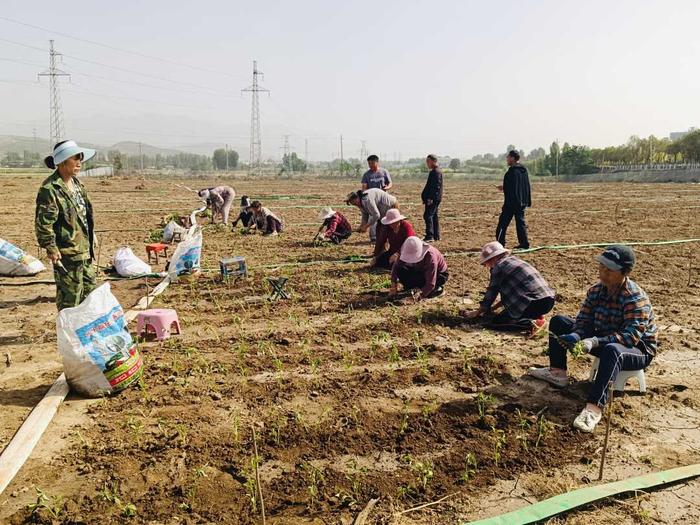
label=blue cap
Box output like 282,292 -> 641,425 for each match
596,245 -> 635,271
52,140 -> 96,165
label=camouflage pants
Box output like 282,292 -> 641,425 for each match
54,259 -> 96,311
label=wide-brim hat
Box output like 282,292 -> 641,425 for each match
318,207 -> 335,221
52,140 -> 96,166
400,236 -> 430,264
380,208 -> 405,225
479,241 -> 510,264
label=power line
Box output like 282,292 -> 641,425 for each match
0,15 -> 246,81
0,37 -> 237,95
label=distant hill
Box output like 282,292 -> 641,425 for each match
0,135 -> 203,157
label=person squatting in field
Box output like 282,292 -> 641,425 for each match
462,241 -> 555,333
35,140 -> 97,311
248,200 -> 284,236
370,208 -> 416,270
346,188 -> 398,243
316,207 -> 352,244
232,195 -> 255,228
198,185 -> 236,225
389,236 -> 449,301
528,245 -> 657,433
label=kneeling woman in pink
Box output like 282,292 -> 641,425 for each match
389,236 -> 448,301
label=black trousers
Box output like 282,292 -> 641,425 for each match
396,266 -> 449,296
485,296 -> 555,331
423,202 -> 441,241
496,205 -> 529,248
375,250 -> 395,269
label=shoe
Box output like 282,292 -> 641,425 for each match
423,238 -> 435,243
428,286 -> 445,298
573,407 -> 602,433
528,367 -> 569,388
513,245 -> 530,250
269,231 -> 279,237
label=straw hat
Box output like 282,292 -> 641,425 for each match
399,236 -> 430,264
479,241 -> 510,264
318,207 -> 336,221
380,208 -> 406,225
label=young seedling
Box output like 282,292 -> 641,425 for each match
515,409 -> 531,451
491,427 -> 507,467
535,415 -> 552,448
460,452 -> 478,484
243,455 -> 260,513
301,462 -> 325,509
476,392 -> 496,420
415,347 -> 430,378
27,488 -> 64,519
461,346 -> 472,373
388,344 -> 401,365
410,458 -> 434,491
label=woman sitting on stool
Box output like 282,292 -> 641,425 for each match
463,241 -> 555,333
389,236 -> 448,301
528,245 -> 657,433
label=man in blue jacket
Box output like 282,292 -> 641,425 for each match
496,150 -> 531,249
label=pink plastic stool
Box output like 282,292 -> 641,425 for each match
135,308 -> 182,341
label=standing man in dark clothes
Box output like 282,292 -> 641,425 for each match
421,154 -> 443,242
496,150 -> 531,249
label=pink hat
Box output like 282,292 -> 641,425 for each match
380,208 -> 406,225
399,236 -> 430,264
479,241 -> 510,264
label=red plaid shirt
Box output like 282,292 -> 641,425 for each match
324,212 -> 352,238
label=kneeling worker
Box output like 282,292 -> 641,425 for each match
371,208 -> 415,270
463,241 -> 555,331
317,207 -> 352,244
389,236 -> 448,301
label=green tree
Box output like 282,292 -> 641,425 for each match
448,158 -> 461,171
212,148 -> 239,170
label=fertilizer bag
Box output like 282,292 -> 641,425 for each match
168,229 -> 202,279
0,238 -> 46,276
56,282 -> 143,397
113,246 -> 152,277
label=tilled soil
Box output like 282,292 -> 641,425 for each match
1,174 -> 699,524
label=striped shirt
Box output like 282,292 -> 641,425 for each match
574,279 -> 657,355
481,255 -> 555,318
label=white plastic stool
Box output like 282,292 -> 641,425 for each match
589,357 -> 646,393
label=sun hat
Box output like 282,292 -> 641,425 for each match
51,140 -> 96,166
479,241 -> 510,265
596,245 -> 635,271
380,208 -> 406,225
318,207 -> 336,221
399,236 -> 430,264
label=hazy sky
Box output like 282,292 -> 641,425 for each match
1,0 -> 698,161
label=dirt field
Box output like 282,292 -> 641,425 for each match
1,174 -> 699,524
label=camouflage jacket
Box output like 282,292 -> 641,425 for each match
35,171 -> 95,262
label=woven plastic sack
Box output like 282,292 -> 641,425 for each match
113,246 -> 152,277
56,282 -> 143,397
0,238 -> 46,276
168,229 -> 202,280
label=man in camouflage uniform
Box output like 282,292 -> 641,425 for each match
35,140 -> 97,310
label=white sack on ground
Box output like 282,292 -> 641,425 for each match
113,247 -> 152,277
0,238 -> 46,276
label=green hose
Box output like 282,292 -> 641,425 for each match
463,463 -> 700,525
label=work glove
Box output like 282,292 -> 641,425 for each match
581,337 -> 599,353
558,333 -> 581,347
